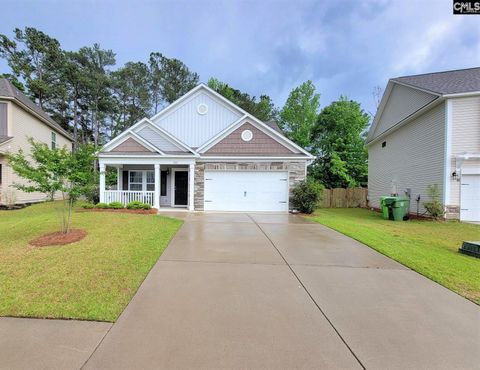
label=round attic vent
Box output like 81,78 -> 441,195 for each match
197,103 -> 208,115
241,129 -> 253,142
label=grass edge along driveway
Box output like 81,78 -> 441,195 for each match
0,201 -> 182,322
309,208 -> 480,305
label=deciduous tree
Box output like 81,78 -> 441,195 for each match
7,139 -> 97,233
279,80 -> 320,149
310,97 -> 370,188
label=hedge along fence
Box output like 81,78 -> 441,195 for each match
319,187 -> 368,208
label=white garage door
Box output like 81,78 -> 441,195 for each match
204,171 -> 289,212
460,175 -> 480,222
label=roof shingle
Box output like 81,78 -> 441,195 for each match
0,78 -> 72,140
392,67 -> 480,95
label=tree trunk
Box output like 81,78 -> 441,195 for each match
73,95 -> 78,149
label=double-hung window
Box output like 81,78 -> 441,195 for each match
129,171 -> 143,191
51,132 -> 57,149
146,171 -> 155,191
129,170 -> 155,191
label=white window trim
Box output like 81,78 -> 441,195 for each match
128,170 -> 155,191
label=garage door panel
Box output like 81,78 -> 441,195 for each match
460,175 -> 480,222
204,171 -> 289,212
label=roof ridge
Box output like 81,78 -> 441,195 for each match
393,66 -> 480,80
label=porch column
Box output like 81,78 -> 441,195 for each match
188,163 -> 195,211
117,167 -> 122,190
154,163 -> 160,209
99,163 -> 106,203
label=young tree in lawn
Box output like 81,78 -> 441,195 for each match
310,97 -> 370,188
279,80 -> 320,149
7,139 -> 97,233
150,52 -> 199,104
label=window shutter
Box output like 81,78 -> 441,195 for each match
122,171 -> 128,191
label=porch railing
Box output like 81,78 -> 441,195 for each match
103,190 -> 155,207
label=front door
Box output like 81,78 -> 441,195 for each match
174,171 -> 188,206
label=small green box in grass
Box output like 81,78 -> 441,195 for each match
459,241 -> 480,258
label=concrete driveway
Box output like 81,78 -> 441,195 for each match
81,212 -> 479,370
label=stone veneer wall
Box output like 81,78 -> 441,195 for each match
444,205 -> 460,220
194,161 -> 306,211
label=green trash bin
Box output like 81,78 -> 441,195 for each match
392,197 -> 410,221
380,196 -> 396,220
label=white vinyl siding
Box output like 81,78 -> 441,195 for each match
135,126 -> 187,152
371,83 -> 437,140
153,91 -> 242,147
368,102 -> 445,214
448,96 -> 480,206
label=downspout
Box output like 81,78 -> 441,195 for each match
443,99 -> 453,213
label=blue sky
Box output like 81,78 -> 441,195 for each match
1,0 -> 479,116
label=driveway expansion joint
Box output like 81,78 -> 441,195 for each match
289,263 -> 410,270
246,214 -> 367,370
159,258 -> 286,266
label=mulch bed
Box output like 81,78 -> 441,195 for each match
77,208 -> 157,215
30,229 -> 87,247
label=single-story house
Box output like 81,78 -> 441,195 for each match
99,84 -> 314,212
0,78 -> 73,205
367,68 -> 480,222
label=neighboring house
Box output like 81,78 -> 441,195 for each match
367,68 -> 480,222
99,84 -> 313,212
0,79 -> 73,205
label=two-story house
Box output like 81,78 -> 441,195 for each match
367,68 -> 480,222
0,78 -> 73,205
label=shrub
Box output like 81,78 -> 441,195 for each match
82,203 -> 95,209
126,201 -> 151,210
95,202 -> 109,209
291,179 -> 324,214
108,201 -> 124,209
423,184 -> 444,220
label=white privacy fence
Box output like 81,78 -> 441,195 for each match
103,191 -> 155,206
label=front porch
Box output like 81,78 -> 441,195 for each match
99,158 -> 195,211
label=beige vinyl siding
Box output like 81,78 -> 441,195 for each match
371,83 -> 437,140
448,96 -> 480,206
368,102 -> 445,214
0,103 -> 72,204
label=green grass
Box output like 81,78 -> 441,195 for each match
0,201 -> 182,322
309,208 -> 480,304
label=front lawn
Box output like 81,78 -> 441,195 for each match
310,208 -> 480,304
0,201 -> 182,322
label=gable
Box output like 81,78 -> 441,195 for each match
203,122 -> 299,156
152,90 -> 242,147
110,137 -> 153,153
135,125 -> 188,152
372,83 -> 437,140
